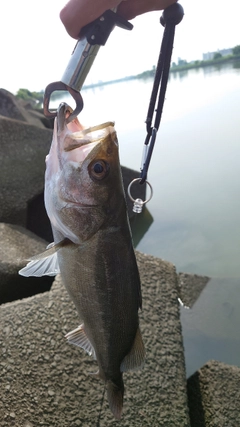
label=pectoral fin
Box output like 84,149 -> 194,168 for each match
120,327 -> 145,372
19,252 -> 60,277
65,324 -> 96,359
18,239 -> 71,277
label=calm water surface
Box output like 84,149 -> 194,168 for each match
58,62 -> 240,377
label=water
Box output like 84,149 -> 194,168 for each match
56,62 -> 240,377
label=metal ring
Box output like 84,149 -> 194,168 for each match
127,178 -> 153,204
43,81 -> 84,122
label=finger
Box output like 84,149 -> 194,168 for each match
60,0 -> 122,39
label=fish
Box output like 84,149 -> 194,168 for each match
19,102 -> 145,419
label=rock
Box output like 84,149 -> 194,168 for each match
0,89 -> 45,128
178,272 -> 210,308
23,105 -> 54,129
187,360 -> 240,426
0,253 -> 190,426
0,115 -> 52,230
0,223 -> 53,304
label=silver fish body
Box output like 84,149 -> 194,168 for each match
20,103 -> 145,419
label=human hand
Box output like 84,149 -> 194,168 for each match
60,0 -> 178,39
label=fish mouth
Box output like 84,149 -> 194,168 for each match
57,102 -> 116,153
55,102 -> 117,165
57,103 -> 76,133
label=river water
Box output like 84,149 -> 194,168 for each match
56,61 -> 240,377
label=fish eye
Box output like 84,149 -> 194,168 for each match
94,163 -> 104,174
89,160 -> 109,181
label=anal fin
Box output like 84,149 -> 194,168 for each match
65,324 -> 96,359
120,327 -> 145,372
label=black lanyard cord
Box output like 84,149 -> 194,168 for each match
140,3 -> 184,184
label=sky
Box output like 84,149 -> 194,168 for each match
1,0 -> 239,94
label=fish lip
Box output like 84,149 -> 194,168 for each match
57,102 -> 73,133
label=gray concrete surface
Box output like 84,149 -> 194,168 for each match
0,223 -> 53,304
178,273 -> 210,308
0,253 -> 190,427
0,115 -> 52,227
187,360 -> 240,427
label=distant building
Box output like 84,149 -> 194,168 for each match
177,57 -> 187,66
203,48 -> 233,60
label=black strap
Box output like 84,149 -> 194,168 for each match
140,3 -> 184,184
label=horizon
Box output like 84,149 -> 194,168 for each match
1,0 -> 240,93
12,45 -> 239,95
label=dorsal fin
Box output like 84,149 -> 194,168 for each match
120,327 -> 145,372
65,324 -> 96,359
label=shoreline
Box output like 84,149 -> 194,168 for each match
82,54 -> 240,90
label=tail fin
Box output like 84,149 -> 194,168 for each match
106,376 -> 124,420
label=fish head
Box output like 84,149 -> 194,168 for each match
45,103 -> 126,243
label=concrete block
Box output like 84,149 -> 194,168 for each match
0,89 -> 45,128
188,360 -> 240,427
0,223 -> 53,304
0,116 -> 52,227
178,272 -> 210,308
0,252 -> 189,426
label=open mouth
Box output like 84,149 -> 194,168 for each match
62,120 -> 116,162
57,103 -> 117,164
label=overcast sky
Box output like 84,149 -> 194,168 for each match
1,0 -> 239,93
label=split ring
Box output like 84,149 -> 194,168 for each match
127,178 -> 153,204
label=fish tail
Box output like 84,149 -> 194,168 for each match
106,375 -> 124,420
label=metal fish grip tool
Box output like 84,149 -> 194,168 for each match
43,9 -> 133,123
128,3 -> 184,213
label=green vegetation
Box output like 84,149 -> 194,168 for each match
213,52 -> 222,60
233,45 -> 240,55
16,88 -> 44,108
